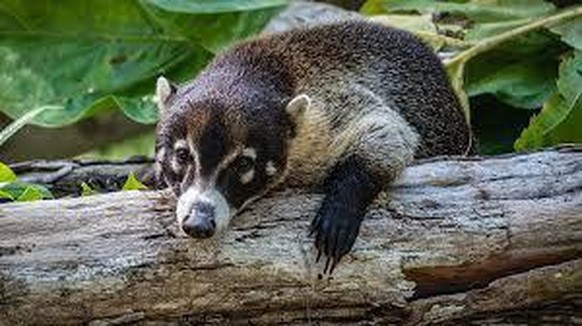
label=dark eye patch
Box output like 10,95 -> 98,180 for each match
234,156 -> 254,174
175,148 -> 191,164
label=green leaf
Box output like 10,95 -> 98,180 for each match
465,52 -> 559,109
0,0 -> 284,130
545,50 -> 582,144
370,14 -> 437,33
446,59 -> 471,122
143,0 -> 287,14
515,52 -> 582,150
16,186 -> 43,202
80,182 -> 98,197
142,0 -> 286,52
361,0 -> 555,23
360,0 -> 389,15
0,189 -> 14,201
465,18 -> 532,41
0,105 -> 61,147
0,161 -> 17,183
557,51 -> 582,101
0,182 -> 54,200
550,16 -> 582,50
122,172 -> 148,191
0,0 -> 207,127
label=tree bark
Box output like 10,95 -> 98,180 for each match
1,148 -> 581,325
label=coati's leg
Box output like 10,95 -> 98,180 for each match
311,110 -> 419,273
311,154 -> 382,273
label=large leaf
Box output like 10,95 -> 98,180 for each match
515,51 -> 582,150
0,0 -> 285,128
144,0 -> 287,13
143,0 -> 286,53
361,0 -> 555,23
550,16 -> 582,50
362,0 -> 559,46
464,37 -> 562,109
465,18 -> 532,40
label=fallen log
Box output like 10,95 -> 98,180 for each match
1,148 -> 581,325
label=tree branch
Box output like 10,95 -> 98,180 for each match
1,148 -> 581,324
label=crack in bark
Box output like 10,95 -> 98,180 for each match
405,248 -> 582,300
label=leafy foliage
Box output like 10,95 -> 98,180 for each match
0,161 -> 53,202
515,52 -> 582,150
0,161 -> 16,183
0,0 -> 285,132
122,172 -> 149,191
362,0 -> 582,153
15,186 -> 44,202
80,182 -> 98,197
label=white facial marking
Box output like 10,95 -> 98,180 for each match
171,158 -> 181,173
238,147 -> 257,184
174,139 -> 188,151
215,148 -> 243,179
156,147 -> 166,161
170,140 -> 187,173
173,146 -> 265,237
265,161 -> 277,176
242,147 -> 257,160
176,184 -> 232,235
240,169 -> 255,184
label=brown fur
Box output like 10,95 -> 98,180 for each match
199,20 -> 472,184
155,20 -> 473,262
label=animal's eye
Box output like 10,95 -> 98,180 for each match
235,156 -> 254,173
175,148 -> 191,163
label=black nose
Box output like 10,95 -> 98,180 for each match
182,202 -> 216,238
192,202 -> 215,218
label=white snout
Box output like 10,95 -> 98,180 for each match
176,185 -> 232,235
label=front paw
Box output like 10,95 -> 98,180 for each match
310,203 -> 363,274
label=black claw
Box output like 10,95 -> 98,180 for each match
329,259 -> 339,275
309,155 -> 383,276
311,208 -> 364,275
310,216 -> 319,236
312,214 -> 361,275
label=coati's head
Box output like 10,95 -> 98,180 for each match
155,76 -> 309,238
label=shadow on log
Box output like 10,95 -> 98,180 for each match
1,148 -> 581,325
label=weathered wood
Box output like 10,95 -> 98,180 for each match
1,148 -> 581,325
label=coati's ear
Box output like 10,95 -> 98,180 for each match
285,94 -> 310,124
156,76 -> 177,115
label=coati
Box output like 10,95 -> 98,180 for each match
154,20 -> 472,273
